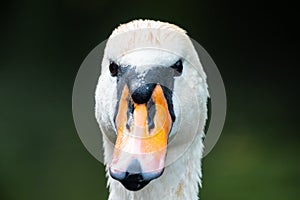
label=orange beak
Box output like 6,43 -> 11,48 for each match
109,84 -> 172,189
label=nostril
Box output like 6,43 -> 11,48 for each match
131,84 -> 156,104
126,100 -> 134,130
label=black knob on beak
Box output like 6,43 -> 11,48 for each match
131,83 -> 156,104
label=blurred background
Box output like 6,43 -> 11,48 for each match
0,0 -> 299,199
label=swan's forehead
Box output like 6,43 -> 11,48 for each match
117,49 -> 180,73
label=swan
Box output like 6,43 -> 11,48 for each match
95,19 -> 209,200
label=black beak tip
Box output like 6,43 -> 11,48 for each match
109,168 -> 164,191
120,173 -> 150,191
109,169 -> 150,191
109,159 -> 164,191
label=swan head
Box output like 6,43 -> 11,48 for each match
95,20 -> 208,192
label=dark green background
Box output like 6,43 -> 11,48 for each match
1,0 -> 299,199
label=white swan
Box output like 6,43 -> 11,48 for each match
95,19 -> 209,200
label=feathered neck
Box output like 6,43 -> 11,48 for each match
102,130 -> 204,200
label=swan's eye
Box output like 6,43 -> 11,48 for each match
109,62 -> 119,77
171,60 -> 183,76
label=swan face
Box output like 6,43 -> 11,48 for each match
109,51 -> 182,191
95,20 -> 208,192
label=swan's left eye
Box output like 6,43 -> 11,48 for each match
171,60 -> 183,76
109,62 -> 119,77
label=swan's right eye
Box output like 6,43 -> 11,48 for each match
171,60 -> 183,76
109,62 -> 119,77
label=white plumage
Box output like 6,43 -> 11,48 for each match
95,19 -> 209,200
